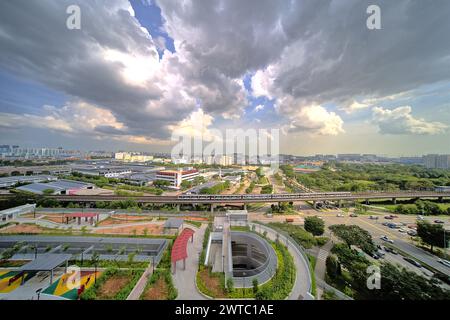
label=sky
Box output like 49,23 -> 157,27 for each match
0,0 -> 449,156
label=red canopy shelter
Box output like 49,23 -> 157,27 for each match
63,212 -> 99,225
171,228 -> 195,273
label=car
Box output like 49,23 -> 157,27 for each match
407,224 -> 417,229
336,213 -> 344,217
382,222 -> 389,226
417,215 -> 425,220
369,215 -> 379,220
403,257 -> 422,268
377,244 -> 384,250
437,259 -> 450,268
434,219 -> 445,224
384,216 -> 394,220
377,251 -> 385,258
398,228 -> 408,233
350,213 -> 358,217
407,230 -> 417,236
380,236 -> 394,244
390,215 -> 398,218
384,247 -> 398,255
371,253 -> 380,260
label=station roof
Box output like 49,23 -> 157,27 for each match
18,253 -> 72,272
171,228 -> 195,263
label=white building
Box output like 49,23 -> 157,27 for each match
155,169 -> 199,189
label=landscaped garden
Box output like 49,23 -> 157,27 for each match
196,224 -> 296,299
80,268 -> 143,300
140,241 -> 177,300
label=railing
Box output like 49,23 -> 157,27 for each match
315,278 -> 353,300
249,222 -> 353,300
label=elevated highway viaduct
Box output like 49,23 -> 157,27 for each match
1,191 -> 449,205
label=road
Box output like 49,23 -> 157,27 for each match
315,210 -> 450,276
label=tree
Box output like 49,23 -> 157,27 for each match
252,278 -> 259,294
226,278 -> 234,293
304,216 -> 325,236
417,221 -> 448,252
325,255 -> 341,280
42,188 -> 55,195
329,224 -> 376,254
153,180 -> 170,188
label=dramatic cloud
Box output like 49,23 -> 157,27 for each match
1,0 -> 450,150
286,105 -> 344,136
372,106 -> 448,135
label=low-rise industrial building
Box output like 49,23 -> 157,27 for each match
16,179 -> 94,195
0,175 -> 57,188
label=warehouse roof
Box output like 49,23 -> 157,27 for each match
16,179 -> 94,194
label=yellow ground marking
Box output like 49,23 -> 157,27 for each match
0,274 -> 22,293
54,272 -> 101,296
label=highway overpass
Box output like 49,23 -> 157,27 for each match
1,191 -> 449,204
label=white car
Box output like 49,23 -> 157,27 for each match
417,215 -> 424,220
336,213 -> 344,217
380,235 -> 394,244
398,228 -> 408,233
438,259 -> 450,268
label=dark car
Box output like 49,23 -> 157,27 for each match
350,213 -> 358,217
390,215 -> 398,218
384,216 -> 394,220
384,247 -> 398,255
404,257 -> 422,268
434,220 -> 445,224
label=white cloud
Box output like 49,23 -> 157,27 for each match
254,104 -> 265,112
287,105 -> 344,136
372,106 -> 448,135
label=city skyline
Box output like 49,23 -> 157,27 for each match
1,1 -> 450,156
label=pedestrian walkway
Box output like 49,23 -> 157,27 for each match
172,224 -> 207,300
127,262 -> 153,300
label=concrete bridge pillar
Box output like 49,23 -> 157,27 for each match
365,199 -> 370,205
438,196 -> 443,203
176,204 -> 180,212
392,198 -> 397,205
210,204 -> 215,213
312,200 -> 317,209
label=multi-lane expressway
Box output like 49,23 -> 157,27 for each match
1,191 -> 449,204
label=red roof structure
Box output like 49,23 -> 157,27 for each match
171,228 -> 195,263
